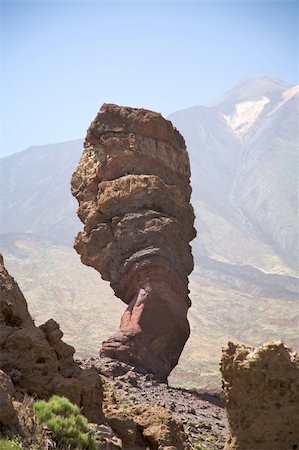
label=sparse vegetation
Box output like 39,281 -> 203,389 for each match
99,373 -> 108,388
196,434 -> 205,441
193,444 -> 208,450
0,438 -> 22,450
113,392 -> 133,409
33,395 -> 96,449
208,435 -> 217,444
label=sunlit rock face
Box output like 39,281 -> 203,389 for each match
221,341 -> 299,450
71,104 -> 196,381
0,254 -> 104,423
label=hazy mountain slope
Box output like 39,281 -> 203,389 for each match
209,75 -> 289,113
0,233 -> 125,354
169,75 -> 298,275
233,93 -> 299,268
0,139 -> 83,244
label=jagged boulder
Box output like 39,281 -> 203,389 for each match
221,341 -> 299,450
0,254 -> 104,423
105,404 -> 190,450
71,104 -> 196,381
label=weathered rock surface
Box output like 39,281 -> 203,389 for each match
0,254 -> 104,423
105,404 -> 190,450
221,341 -> 299,450
0,369 -> 19,434
71,104 -> 196,381
80,356 -> 228,449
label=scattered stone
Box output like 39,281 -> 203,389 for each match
80,356 -> 227,449
88,423 -> 122,449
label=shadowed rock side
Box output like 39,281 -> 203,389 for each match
0,254 -> 104,424
0,369 -> 19,434
71,104 -> 196,381
221,341 -> 299,450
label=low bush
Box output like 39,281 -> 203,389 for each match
0,438 -> 22,450
33,395 -> 96,449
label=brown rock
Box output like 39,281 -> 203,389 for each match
88,423 -> 122,449
105,404 -> 190,450
0,253 -> 34,328
221,341 -> 299,450
71,104 -> 196,381
0,254 -> 104,423
0,370 -> 19,433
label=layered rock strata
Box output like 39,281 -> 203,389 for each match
0,254 -> 104,423
71,104 -> 196,381
221,341 -> 299,450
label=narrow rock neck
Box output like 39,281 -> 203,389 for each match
100,280 -> 191,382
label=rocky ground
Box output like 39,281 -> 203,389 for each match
79,357 -> 228,450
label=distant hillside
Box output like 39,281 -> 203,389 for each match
0,139 -> 83,244
169,75 -> 298,274
0,75 -> 298,392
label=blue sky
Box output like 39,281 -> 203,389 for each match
1,0 -> 298,157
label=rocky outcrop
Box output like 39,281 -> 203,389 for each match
0,254 -> 104,423
0,370 -> 19,434
86,356 -> 227,448
221,341 -> 299,450
71,104 -> 196,381
105,404 -> 190,450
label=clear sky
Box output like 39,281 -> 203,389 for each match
1,0 -> 298,157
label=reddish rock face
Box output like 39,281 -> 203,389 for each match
71,104 -> 196,381
221,341 -> 299,450
0,254 -> 104,423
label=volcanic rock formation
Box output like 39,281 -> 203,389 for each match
105,404 -> 190,450
0,254 -> 104,423
0,369 -> 19,434
221,341 -> 299,450
71,104 -> 196,381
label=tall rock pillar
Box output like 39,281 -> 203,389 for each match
71,104 -> 196,381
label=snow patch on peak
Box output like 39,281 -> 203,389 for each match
269,85 -> 299,116
282,85 -> 299,101
223,96 -> 270,137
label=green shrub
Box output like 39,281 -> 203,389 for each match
0,438 -> 22,450
33,395 -> 96,449
194,444 -> 207,450
98,374 -> 107,387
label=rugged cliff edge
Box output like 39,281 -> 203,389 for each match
71,104 -> 196,381
221,341 -> 299,450
0,254 -> 104,424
